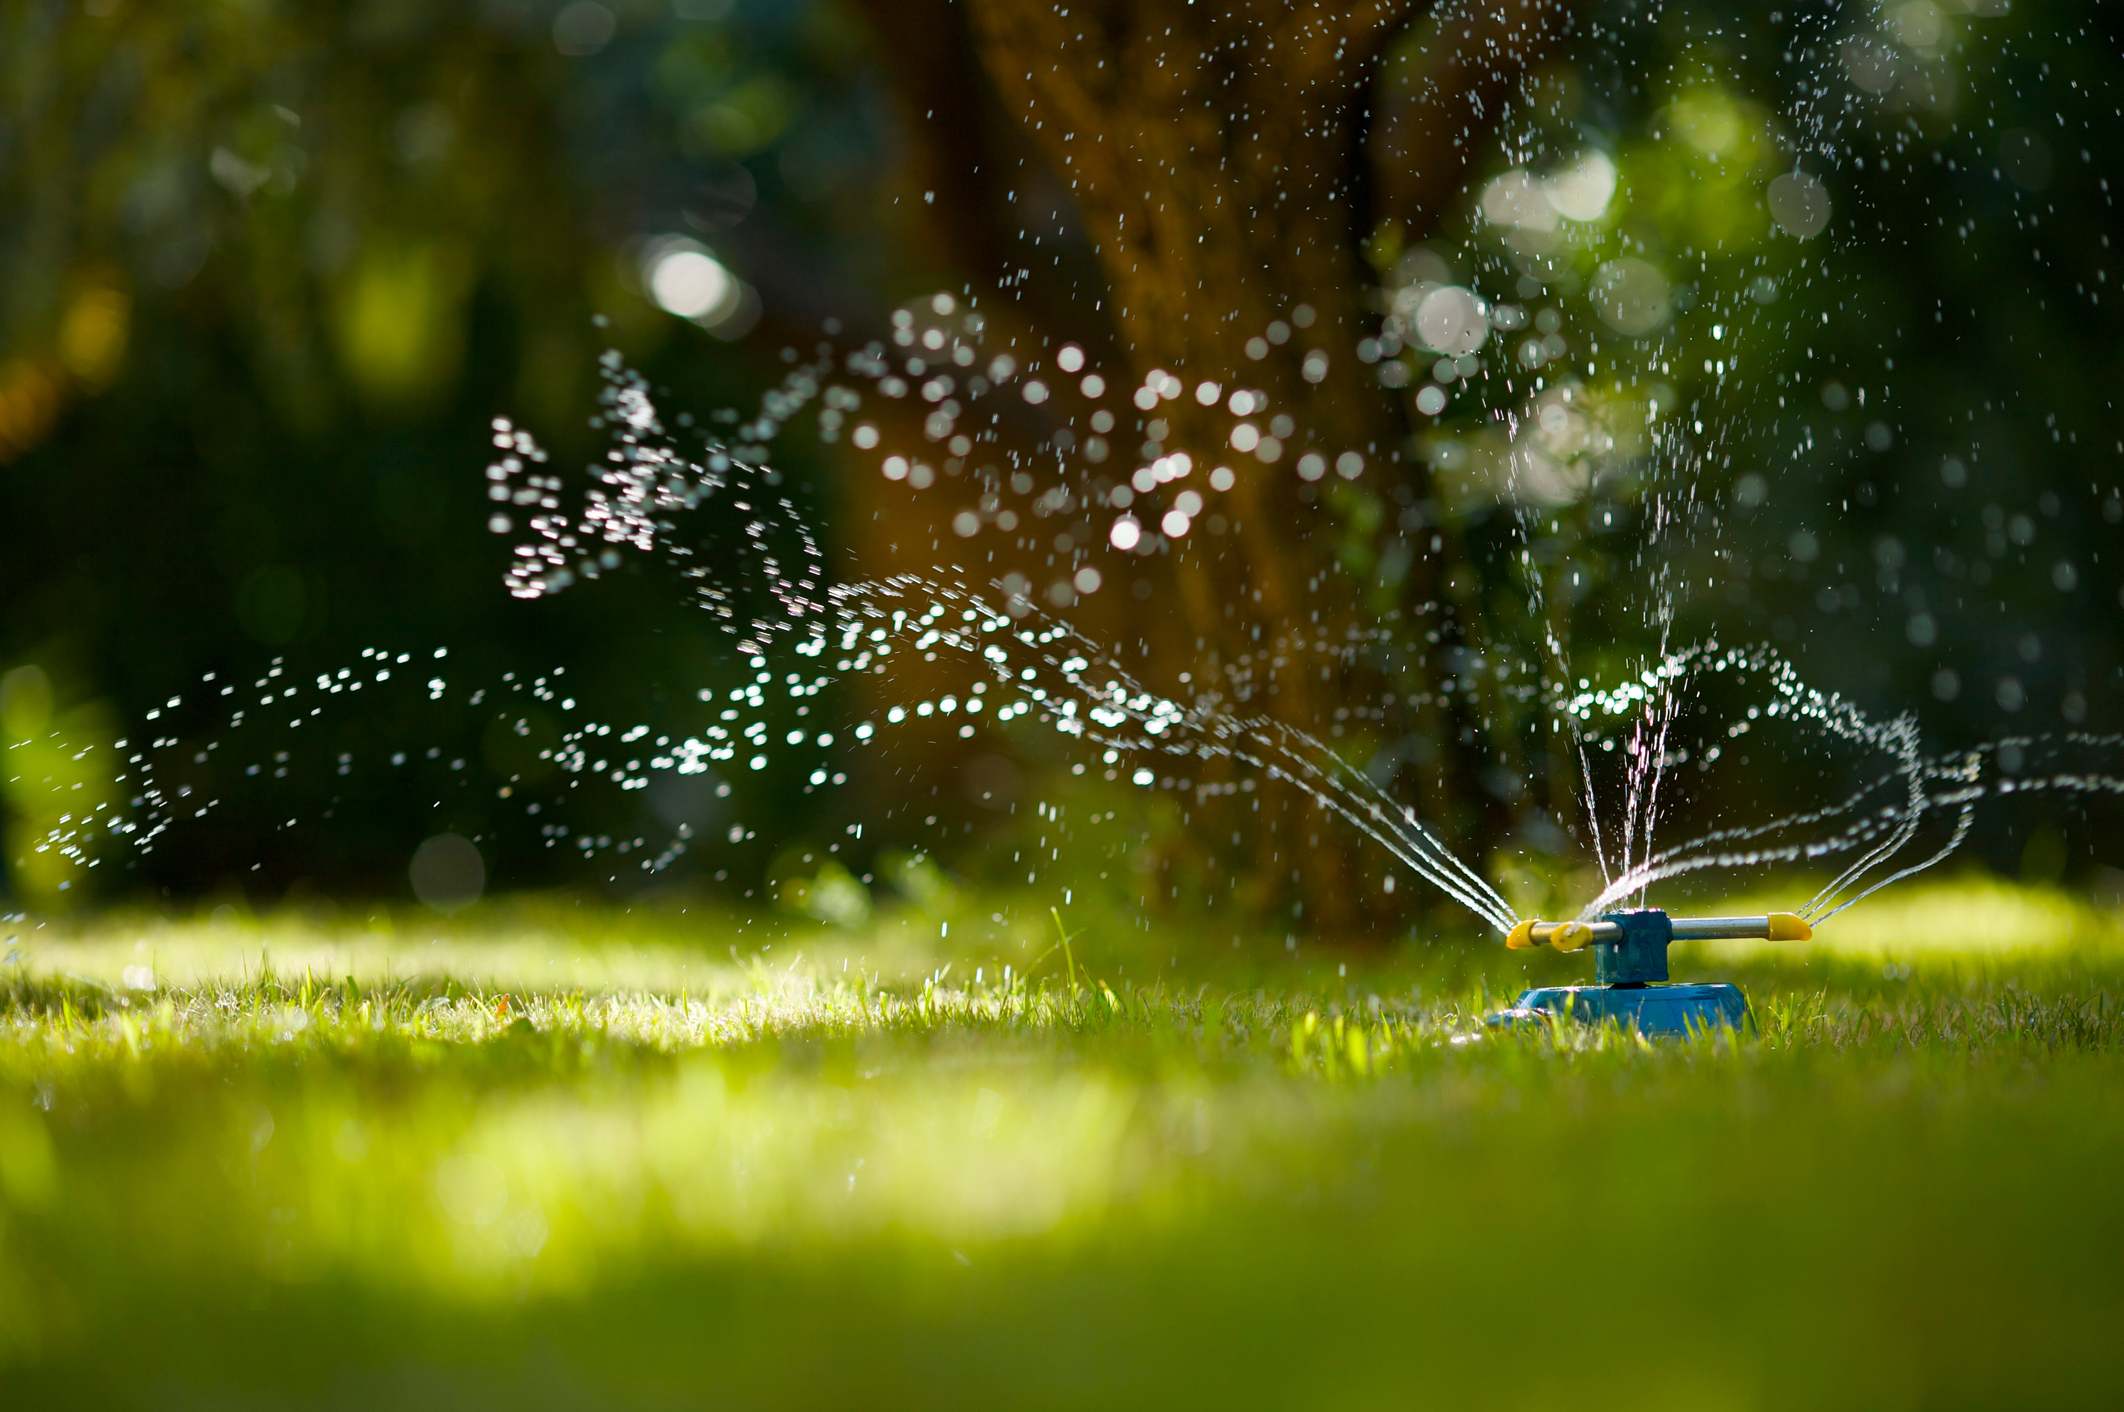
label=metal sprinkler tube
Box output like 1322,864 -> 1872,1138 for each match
1488,909 -> 1812,1037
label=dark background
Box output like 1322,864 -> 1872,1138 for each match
4,0 -> 2121,917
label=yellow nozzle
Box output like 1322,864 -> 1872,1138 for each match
1766,912 -> 1812,942
1506,920 -> 1537,950
1551,921 -> 1597,953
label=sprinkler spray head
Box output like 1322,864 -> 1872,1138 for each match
1487,908 -> 1812,1037
1506,912 -> 1813,952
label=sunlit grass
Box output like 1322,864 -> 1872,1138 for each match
4,875 -> 2124,1408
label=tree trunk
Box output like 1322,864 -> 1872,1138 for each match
853,0 -> 1579,936
954,2 -> 1445,933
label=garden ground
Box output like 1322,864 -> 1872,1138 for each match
4,874 -> 2123,1409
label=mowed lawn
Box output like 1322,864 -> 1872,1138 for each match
4,877 -> 2124,1410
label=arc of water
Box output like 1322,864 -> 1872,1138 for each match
1797,710 -> 1927,921
1598,757 -> 1924,907
1583,743 -> 2124,924
1569,644 -> 1934,920
803,572 -> 1521,933
478,363 -> 2124,943
1245,717 -> 1520,931
1810,802 -> 1978,927
1017,609 -> 1519,931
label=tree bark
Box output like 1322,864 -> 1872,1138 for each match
856,0 -> 1579,935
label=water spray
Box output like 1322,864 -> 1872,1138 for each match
1486,909 -> 1813,1037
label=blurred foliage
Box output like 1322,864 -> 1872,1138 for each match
1,0 -> 921,903
1353,0 -> 2124,880
2,0 -> 2120,911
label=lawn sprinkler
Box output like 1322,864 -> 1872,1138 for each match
1486,909 -> 1812,1038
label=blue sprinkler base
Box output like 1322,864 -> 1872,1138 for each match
1487,982 -> 1751,1039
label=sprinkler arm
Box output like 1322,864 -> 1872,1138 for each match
1506,912 -> 1812,953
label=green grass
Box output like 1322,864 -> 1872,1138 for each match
5,875 -> 2124,1409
